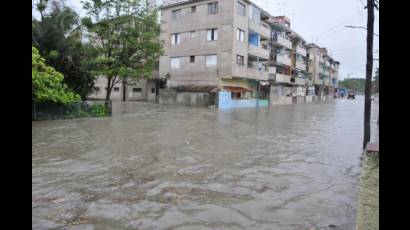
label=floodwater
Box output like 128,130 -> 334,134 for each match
32,97 -> 379,230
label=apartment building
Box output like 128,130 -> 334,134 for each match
159,0 -> 339,107
268,16 -> 315,104
159,0 -> 273,103
306,43 -> 340,98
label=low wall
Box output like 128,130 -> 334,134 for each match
270,96 -> 293,105
159,89 -> 177,105
176,92 -> 210,107
159,89 -> 214,107
305,96 -> 313,102
295,96 -> 305,103
218,92 -> 268,109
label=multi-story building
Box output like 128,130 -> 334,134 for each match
158,0 -> 339,107
306,43 -> 340,98
268,16 -> 312,103
159,0 -> 273,103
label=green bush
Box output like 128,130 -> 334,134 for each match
64,104 -> 92,118
89,104 -> 108,117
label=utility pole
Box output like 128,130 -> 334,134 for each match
363,0 -> 375,149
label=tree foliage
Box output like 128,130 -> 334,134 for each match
81,0 -> 163,100
339,78 -> 366,93
32,46 -> 81,104
32,0 -> 95,100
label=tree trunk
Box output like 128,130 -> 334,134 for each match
122,79 -> 127,101
363,0 -> 374,149
105,77 -> 112,101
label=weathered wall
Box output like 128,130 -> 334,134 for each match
295,96 -> 305,103
270,96 -> 293,105
175,92 -> 210,107
159,88 -> 214,107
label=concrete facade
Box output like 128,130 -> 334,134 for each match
159,0 -> 340,107
159,0 -> 272,104
88,76 -> 159,102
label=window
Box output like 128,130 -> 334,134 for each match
172,9 -> 181,20
151,88 -> 155,93
237,1 -> 246,16
171,33 -> 180,45
206,55 -> 217,67
114,87 -> 120,92
208,2 -> 218,15
207,29 -> 218,41
250,5 -> 260,24
190,31 -> 196,38
94,87 -> 100,92
236,55 -> 244,66
133,88 -> 142,93
249,32 -> 260,47
236,28 -> 245,42
191,6 -> 196,13
190,56 -> 195,63
171,57 -> 180,69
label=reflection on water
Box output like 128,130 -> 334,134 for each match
32,98 -> 378,229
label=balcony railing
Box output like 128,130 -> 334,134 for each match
275,55 -> 292,66
249,20 -> 271,39
295,61 -> 306,71
268,67 -> 276,74
248,44 -> 270,60
296,46 -> 307,56
272,35 -> 292,49
275,73 -> 292,84
247,67 -> 269,81
294,77 -> 306,85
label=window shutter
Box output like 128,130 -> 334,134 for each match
176,34 -> 180,44
214,29 -> 218,40
207,30 -> 212,41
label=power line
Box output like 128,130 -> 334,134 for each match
312,15 -> 363,42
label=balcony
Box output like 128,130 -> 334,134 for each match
249,20 -> 271,39
247,67 -> 269,81
272,35 -> 292,49
295,61 -> 306,71
276,55 -> 292,66
275,73 -> 292,84
248,44 -> 270,60
296,46 -> 307,56
294,77 -> 306,85
268,67 -> 276,74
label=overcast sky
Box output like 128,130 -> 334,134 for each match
33,0 -> 379,80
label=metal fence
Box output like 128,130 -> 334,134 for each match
32,100 -> 112,121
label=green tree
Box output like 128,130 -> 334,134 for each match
339,78 -> 366,92
32,46 -> 81,104
82,0 -> 163,101
32,0 -> 95,100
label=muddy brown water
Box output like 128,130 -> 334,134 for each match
32,97 -> 379,230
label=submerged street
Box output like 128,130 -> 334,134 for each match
32,98 -> 378,230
